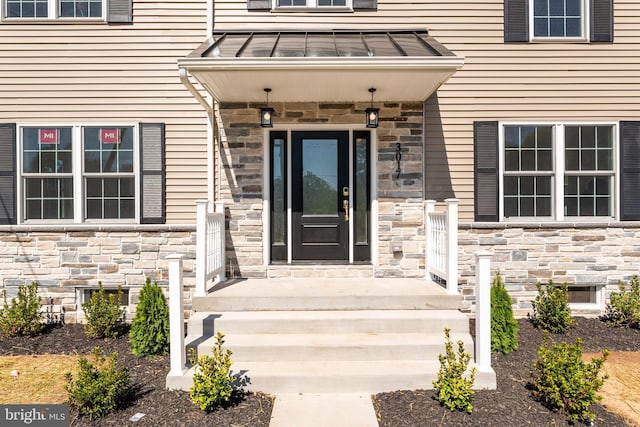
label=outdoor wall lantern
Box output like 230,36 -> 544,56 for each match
260,88 -> 274,128
365,87 -> 379,129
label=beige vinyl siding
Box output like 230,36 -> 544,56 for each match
0,0 -> 209,223
215,0 -> 640,221
425,0 -> 640,221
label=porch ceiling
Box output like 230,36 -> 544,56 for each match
178,30 -> 464,103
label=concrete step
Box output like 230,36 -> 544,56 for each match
193,278 -> 463,312
167,360 -> 495,394
186,310 -> 470,337
192,332 -> 474,362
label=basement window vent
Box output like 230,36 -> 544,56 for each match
567,285 -> 603,310
76,287 -> 130,320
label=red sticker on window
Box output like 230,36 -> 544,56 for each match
101,128 -> 120,144
39,129 -> 58,144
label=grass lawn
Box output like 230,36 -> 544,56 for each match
0,355 -> 80,404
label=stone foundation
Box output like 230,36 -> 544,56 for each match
458,222 -> 640,316
0,226 -> 196,323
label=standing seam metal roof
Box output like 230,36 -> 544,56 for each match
188,29 -> 455,59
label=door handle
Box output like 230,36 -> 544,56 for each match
343,200 -> 349,222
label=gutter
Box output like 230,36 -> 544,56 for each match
177,56 -> 465,72
179,68 -> 212,110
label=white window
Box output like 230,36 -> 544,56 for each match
500,123 -> 617,221
275,0 -> 349,9
19,124 -> 138,223
4,0 -> 104,19
531,0 -> 587,41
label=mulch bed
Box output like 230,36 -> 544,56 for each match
1,318 -> 638,426
0,324 -> 274,427
374,317 -> 640,426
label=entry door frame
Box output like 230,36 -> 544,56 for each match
262,124 -> 378,265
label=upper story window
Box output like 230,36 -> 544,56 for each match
247,0 -> 374,12
275,0 -> 348,8
532,0 -> 585,39
277,0 -> 346,6
504,0 -> 613,43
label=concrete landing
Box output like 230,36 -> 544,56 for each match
269,394 -> 378,427
194,278 -> 463,311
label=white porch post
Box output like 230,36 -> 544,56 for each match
424,200 -> 436,280
215,200 -> 226,283
475,251 -> 492,374
167,254 -> 186,379
195,199 -> 209,297
445,198 -> 459,294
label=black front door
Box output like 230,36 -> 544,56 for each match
291,131 -> 349,260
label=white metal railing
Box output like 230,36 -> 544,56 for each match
425,198 -> 459,294
195,199 -> 226,297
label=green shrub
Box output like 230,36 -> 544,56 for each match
602,275 -> 640,328
432,328 -> 476,413
531,334 -> 608,424
530,281 -> 575,333
189,332 -> 235,412
130,278 -> 169,357
65,347 -> 131,420
82,283 -> 126,339
0,281 -> 44,337
491,271 -> 519,354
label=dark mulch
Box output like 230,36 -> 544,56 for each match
0,324 -> 274,427
374,317 -> 640,426
2,318 -> 638,426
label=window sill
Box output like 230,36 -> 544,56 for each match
460,220 -> 640,230
502,217 -> 616,223
1,17 -> 106,24
569,303 -> 604,314
0,223 -> 195,232
272,6 -> 352,12
529,37 -> 590,43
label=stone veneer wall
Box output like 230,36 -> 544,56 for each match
218,101 -> 426,278
0,226 -> 196,323
458,223 -> 640,316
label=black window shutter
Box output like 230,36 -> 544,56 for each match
140,123 -> 165,224
108,0 -> 132,23
591,0 -> 613,42
0,123 -> 16,225
504,0 -> 529,42
474,121 -> 499,222
247,0 -> 271,10
620,121 -> 640,220
353,0 -> 377,10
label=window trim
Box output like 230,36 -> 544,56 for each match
498,121 -> 619,222
16,123 -> 140,225
567,284 -> 604,311
272,0 -> 352,11
1,0 -> 107,21
529,0 -> 590,42
76,287 -> 130,322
